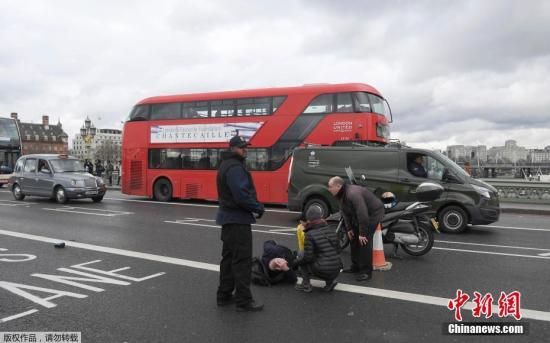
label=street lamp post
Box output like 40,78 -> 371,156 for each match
80,116 -> 96,161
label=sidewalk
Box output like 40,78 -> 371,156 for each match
500,202 -> 550,216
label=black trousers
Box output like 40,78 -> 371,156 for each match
349,215 -> 383,275
217,224 -> 253,306
299,264 -> 336,285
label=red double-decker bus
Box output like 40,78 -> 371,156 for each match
121,83 -> 392,204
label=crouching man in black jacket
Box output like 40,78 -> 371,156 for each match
293,206 -> 343,293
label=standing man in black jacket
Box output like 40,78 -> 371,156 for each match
216,135 -> 265,312
328,176 -> 385,281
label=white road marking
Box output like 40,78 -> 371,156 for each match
164,220 -> 294,237
165,219 -> 550,259
102,196 -> 301,214
435,240 -> 550,252
175,217 -> 296,231
0,200 -> 34,207
538,252 -> 550,257
478,225 -> 550,232
432,247 -> 550,260
0,309 -> 39,324
0,227 -> 549,323
42,207 -> 133,217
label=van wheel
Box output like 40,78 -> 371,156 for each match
438,206 -> 468,233
153,178 -> 172,202
303,197 -> 330,219
12,184 -> 25,201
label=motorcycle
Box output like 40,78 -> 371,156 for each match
329,167 -> 443,257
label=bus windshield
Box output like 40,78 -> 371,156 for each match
0,118 -> 20,143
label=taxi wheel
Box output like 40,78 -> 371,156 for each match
55,186 -> 69,204
92,196 -> 104,203
12,184 -> 25,201
439,206 -> 468,233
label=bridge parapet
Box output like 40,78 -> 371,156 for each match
481,179 -> 550,204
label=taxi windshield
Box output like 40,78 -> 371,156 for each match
50,159 -> 86,173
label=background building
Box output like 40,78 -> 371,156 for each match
528,147 -> 550,163
10,113 -> 68,155
487,140 -> 528,164
446,145 -> 487,164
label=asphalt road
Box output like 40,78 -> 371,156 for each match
0,189 -> 549,342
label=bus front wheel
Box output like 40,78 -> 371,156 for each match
153,178 -> 173,202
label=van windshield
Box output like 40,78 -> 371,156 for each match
434,152 -> 470,178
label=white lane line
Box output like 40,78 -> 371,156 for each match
99,197 -> 550,230
478,225 -> 550,232
103,197 -> 301,214
177,218 -> 550,252
0,228 -> 549,323
0,200 -> 34,207
432,247 -> 550,260
58,206 -> 133,214
174,217 -> 297,231
42,207 -> 133,217
435,240 -> 550,252
0,309 -> 39,324
164,220 -> 294,237
539,252 -> 550,257
268,228 -> 299,232
43,208 -> 118,217
165,220 -> 550,260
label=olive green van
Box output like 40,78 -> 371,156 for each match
287,145 -> 500,233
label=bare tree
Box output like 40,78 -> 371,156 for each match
94,140 -> 121,163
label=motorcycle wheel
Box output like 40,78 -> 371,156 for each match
400,222 -> 434,256
336,221 -> 350,250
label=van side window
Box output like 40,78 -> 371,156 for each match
407,153 -> 428,178
425,156 -> 446,181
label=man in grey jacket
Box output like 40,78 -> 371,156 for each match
328,176 -> 384,281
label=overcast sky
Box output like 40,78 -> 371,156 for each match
1,0 -> 549,150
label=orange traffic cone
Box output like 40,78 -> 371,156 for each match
373,223 -> 392,271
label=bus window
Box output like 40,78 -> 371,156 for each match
151,103 -> 181,120
149,149 -> 182,169
272,96 -> 286,113
303,94 -> 333,114
237,98 -> 271,116
368,94 -> 386,115
246,148 -> 269,171
128,105 -> 150,121
336,93 -> 353,113
211,100 -> 235,118
352,92 -> 371,112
